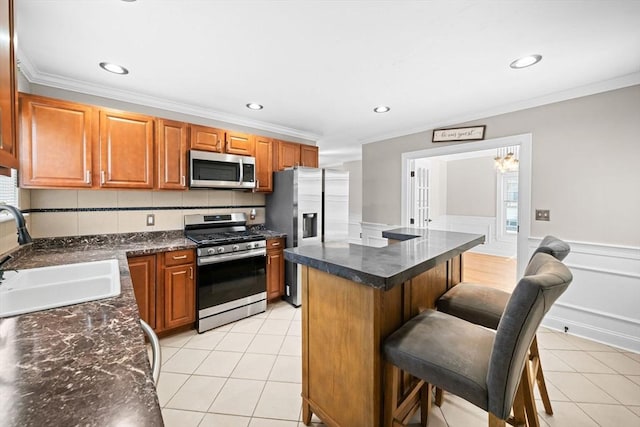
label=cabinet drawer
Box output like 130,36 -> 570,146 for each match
164,249 -> 195,266
267,238 -> 285,250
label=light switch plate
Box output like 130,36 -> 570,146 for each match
146,214 -> 155,226
535,209 -> 550,221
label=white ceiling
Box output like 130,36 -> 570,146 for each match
15,1 -> 640,166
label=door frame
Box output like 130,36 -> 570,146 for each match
400,133 -> 532,277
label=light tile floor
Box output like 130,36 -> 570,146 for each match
155,301 -> 640,427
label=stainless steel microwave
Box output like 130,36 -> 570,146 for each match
189,150 -> 256,189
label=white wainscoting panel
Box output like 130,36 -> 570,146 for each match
360,222 -> 397,247
429,215 -> 495,244
532,237 -> 640,352
348,214 -> 363,244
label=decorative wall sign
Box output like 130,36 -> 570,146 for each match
432,125 -> 486,142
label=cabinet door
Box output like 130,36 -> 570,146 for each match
99,109 -> 154,189
275,140 -> 301,171
266,238 -> 285,301
19,94 -> 94,188
157,119 -> 188,190
226,131 -> 254,156
0,0 -> 17,169
300,144 -> 319,168
128,255 -> 157,329
163,263 -> 195,330
254,135 -> 273,192
189,124 -> 224,152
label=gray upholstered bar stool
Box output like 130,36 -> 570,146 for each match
383,252 -> 573,427
436,235 -> 570,416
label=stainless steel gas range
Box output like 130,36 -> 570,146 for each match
184,213 -> 267,333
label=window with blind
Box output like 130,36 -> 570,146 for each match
0,168 -> 19,208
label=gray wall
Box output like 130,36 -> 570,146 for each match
362,85 -> 640,246
337,160 -> 362,218
446,156 -> 496,217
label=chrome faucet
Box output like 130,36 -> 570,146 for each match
0,205 -> 32,245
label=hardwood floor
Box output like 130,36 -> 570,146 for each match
462,252 -> 517,292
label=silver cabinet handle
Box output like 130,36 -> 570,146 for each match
140,319 -> 161,386
172,254 -> 187,260
189,266 -> 193,279
100,171 -> 106,184
85,170 -> 91,184
181,176 -> 185,187
271,242 -> 280,247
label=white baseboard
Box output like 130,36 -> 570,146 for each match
533,237 -> 640,352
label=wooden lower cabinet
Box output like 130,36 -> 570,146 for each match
128,249 -> 195,334
266,237 -> 285,301
128,254 -> 157,329
163,263 -> 195,330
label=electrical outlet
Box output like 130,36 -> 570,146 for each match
146,214 -> 155,226
535,209 -> 550,221
564,326 -> 569,333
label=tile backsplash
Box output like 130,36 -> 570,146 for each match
26,189 -> 266,239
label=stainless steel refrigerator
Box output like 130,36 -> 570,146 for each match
266,167 -> 349,306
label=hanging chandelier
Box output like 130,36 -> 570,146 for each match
494,146 -> 519,172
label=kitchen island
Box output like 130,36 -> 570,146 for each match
284,228 -> 484,427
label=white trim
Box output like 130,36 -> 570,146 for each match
401,133 -> 532,277
531,237 -> 640,352
17,49 -> 321,142
565,264 -> 640,280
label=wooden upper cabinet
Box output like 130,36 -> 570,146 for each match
157,119 -> 188,190
300,144 -> 319,168
189,124 -> 224,153
226,131 -> 254,156
273,140 -> 319,171
99,109 -> 154,189
254,135 -> 273,192
0,0 -> 17,169
275,140 -> 301,170
19,94 -> 94,188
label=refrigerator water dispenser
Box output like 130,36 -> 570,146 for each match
302,213 -> 318,238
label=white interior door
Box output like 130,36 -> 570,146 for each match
409,160 -> 431,227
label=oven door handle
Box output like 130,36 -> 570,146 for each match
198,248 -> 266,266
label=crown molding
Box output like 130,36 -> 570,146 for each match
17,50 -> 321,142
359,72 -> 640,146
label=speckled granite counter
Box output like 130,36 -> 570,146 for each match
0,231 -> 197,427
284,228 -> 484,290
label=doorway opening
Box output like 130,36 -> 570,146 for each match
401,134 -> 532,280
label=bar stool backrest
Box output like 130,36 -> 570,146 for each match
486,252 -> 573,419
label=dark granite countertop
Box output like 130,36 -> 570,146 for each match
250,226 -> 287,240
284,228 -> 484,290
0,230 -> 197,427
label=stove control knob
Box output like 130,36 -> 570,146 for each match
232,245 -> 240,251
246,243 -> 254,250
217,247 -> 225,254
207,248 -> 215,255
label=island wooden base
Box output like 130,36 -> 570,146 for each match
300,255 -> 462,427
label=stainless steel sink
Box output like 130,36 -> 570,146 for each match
0,259 -> 121,317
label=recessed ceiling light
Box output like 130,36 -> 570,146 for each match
246,103 -> 264,110
373,106 -> 390,113
509,54 -> 542,69
99,62 -> 129,75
